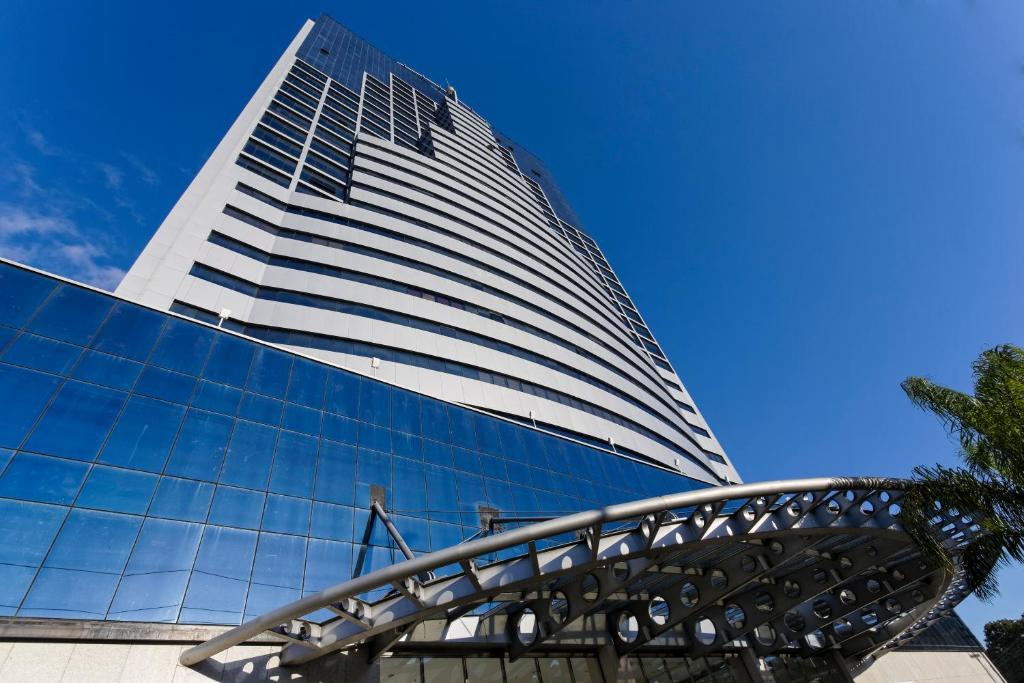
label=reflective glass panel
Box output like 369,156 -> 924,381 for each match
149,318 -> 214,375
149,477 -> 214,522
91,303 -> 166,361
220,420 -> 278,490
180,526 -> 257,624
71,349 -> 143,390
77,466 -> 158,514
0,453 -> 88,504
99,396 -> 186,472
26,285 -> 112,345
24,381 -> 125,461
164,410 -> 233,481
0,364 -> 61,448
2,332 -> 80,374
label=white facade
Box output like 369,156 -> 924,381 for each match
117,18 -> 738,485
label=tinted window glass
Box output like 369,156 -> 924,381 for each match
219,420 -> 278,490
286,358 -> 326,409
324,369 -> 358,417
70,350 -> 143,390
314,441 -> 355,505
180,526 -> 257,624
0,499 -> 66,614
247,347 -> 292,397
26,285 -> 113,345
76,466 -> 158,514
99,396 -> 185,472
0,364 -> 61,448
262,494 -> 311,535
203,335 -> 253,388
269,431 -> 317,498
24,381 -> 125,461
209,486 -> 265,530
150,318 -> 214,375
92,303 -> 166,361
0,453 -> 88,504
149,477 -> 214,522
192,380 -> 242,415
2,333 -> 80,374
238,392 -> 282,425
0,265 -> 57,329
164,410 -> 233,481
134,366 -> 197,404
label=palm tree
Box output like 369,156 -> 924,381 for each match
900,344 -> 1024,600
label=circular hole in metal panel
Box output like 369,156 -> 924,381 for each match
806,629 -> 826,650
865,545 -> 878,557
581,573 -> 600,602
680,582 -> 699,608
839,588 -> 856,605
768,540 -> 784,555
910,589 -> 925,604
802,492 -> 815,504
725,604 -> 746,630
787,500 -> 802,517
884,598 -> 902,614
516,609 -> 538,645
891,569 -> 905,582
862,611 -> 879,627
834,618 -> 853,638
827,499 -> 842,515
844,490 -> 856,502
612,561 -> 630,582
694,618 -> 717,645
889,503 -> 902,517
812,568 -> 829,585
549,590 -> 569,624
783,579 -> 802,598
785,611 -> 806,633
754,591 -> 774,614
709,568 -> 728,590
616,612 -> 639,643
648,596 -> 669,626
839,556 -> 853,570
740,555 -> 756,573
880,491 -> 891,503
755,623 -> 776,646
860,500 -> 875,515
866,578 -> 882,594
812,598 -> 832,620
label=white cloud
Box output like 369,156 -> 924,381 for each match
22,124 -> 61,157
96,162 -> 124,191
120,152 -> 159,186
0,202 -> 126,291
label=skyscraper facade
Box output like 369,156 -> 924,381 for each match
0,14 -> 996,683
116,15 -> 737,487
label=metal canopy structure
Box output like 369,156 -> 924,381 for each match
179,477 -> 980,671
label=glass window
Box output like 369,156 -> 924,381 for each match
310,501 -> 354,541
391,431 -> 421,461
21,509 -> 141,619
0,364 -> 61,448
282,403 -> 320,436
448,407 -> 478,450
149,477 -> 214,522
392,457 -> 426,514
475,415 -> 503,456
423,657 -> 464,683
286,358 -> 326,409
354,448 -> 391,506
269,431 -> 317,498
428,520 -> 464,551
421,440 -> 454,468
180,526 -> 257,624
358,380 -> 390,426
92,302 -> 166,361
134,366 -> 197,404
0,499 -> 66,615
24,381 -> 125,461
358,422 -> 390,453
325,368 -> 358,417
149,318 -> 214,375
246,346 -> 292,397
0,264 -> 57,329
323,412 -> 357,444
262,494 -> 311,535
71,350 -> 143,390
0,453 -> 88,504
452,448 -> 481,476
107,518 -> 202,622
2,332 -> 81,374
314,440 -> 355,505
391,389 -> 420,435
250,531 -> 306,592
304,538 -> 352,592
219,420 -> 278,490
192,380 -> 243,415
238,392 -> 283,425
380,657 -> 422,683
455,472 -> 487,527
164,410 -> 233,481
209,486 -> 265,530
420,400 -> 450,443
99,396 -> 186,472
77,466 -> 158,514
26,284 -> 113,346
390,513 -> 430,553
203,334 -> 254,388
424,465 -> 460,524
479,454 -> 508,481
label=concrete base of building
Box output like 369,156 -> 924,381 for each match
854,650 -> 1006,683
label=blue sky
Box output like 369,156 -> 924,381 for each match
2,1 -> 1023,639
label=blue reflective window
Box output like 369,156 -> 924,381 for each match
220,420 -> 278,490
71,350 -> 143,390
0,326 -> 12,353
0,453 -> 88,504
421,439 -> 454,467
164,410 -> 233,481
322,412 -> 357,444
448,407 -> 478,450
0,500 -> 66,615
269,431 -> 317,498
134,366 -> 196,404
246,532 -> 306,619
0,265 -> 57,328
203,334 -> 253,388
310,501 -> 354,541
92,302 -> 166,361
358,380 -> 390,426
420,400 -> 449,443
180,526 -> 257,624
149,318 -> 214,375
453,448 -> 481,475
304,539 -> 352,591
391,390 -> 420,435
355,507 -> 391,548
324,369 -> 358,417
479,454 -> 507,481
314,441 -> 355,505
429,520 -> 464,551
24,381 -> 125,461
355,448 -> 391,506
99,396 -> 185,472
475,414 -> 503,456
455,471 -> 488,526
149,477 -> 214,522
390,513 -> 430,553
425,465 -> 460,524
192,380 -> 242,415
238,392 -> 282,425
286,358 -> 326,409
282,403 -> 320,435
209,486 -> 265,530
497,422 -> 525,462
262,494 -> 311,535
26,285 -> 113,345
246,347 -> 292,397
21,510 -> 141,619
107,518 -> 202,622
392,457 -> 426,514
77,466 -> 158,514
0,364 -> 60,448
357,422 -> 390,452
2,333 -> 80,374
0,448 -> 10,474
391,431 -> 421,461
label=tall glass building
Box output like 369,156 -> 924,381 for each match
0,14 -> 997,683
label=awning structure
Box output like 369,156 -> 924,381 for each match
179,477 -> 980,671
